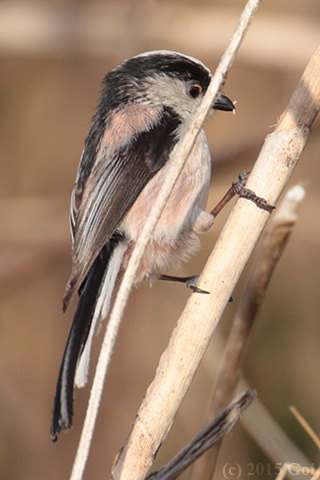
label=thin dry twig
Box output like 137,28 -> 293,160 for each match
69,1 -> 263,480
312,467 -> 320,480
289,406 -> 320,452
276,462 -> 318,480
272,410 -> 320,480
111,44 -> 320,480
191,184 -> 306,480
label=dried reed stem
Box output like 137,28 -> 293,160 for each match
111,43 -> 320,480
191,185 -> 306,480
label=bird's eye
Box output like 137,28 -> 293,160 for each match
189,84 -> 202,98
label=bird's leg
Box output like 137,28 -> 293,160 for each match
158,274 -> 210,294
159,173 -> 275,295
210,171 -> 275,217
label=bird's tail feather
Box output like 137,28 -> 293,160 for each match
75,240 -> 126,388
51,235 -> 126,442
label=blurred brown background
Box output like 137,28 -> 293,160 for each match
1,1 -> 320,479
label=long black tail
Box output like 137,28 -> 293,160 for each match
51,236 -> 124,442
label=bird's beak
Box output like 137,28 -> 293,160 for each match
213,93 -> 235,112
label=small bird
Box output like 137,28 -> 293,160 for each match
51,50 -> 234,442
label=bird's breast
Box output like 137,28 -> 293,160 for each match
121,129 -> 214,282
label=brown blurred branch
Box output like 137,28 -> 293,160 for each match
191,185 -> 306,480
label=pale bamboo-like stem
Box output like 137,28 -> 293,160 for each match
191,185 -> 306,480
69,1 -> 263,479
111,45 -> 320,480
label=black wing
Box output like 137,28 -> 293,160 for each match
63,105 -> 181,309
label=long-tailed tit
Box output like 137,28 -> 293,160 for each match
51,50 -> 235,442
